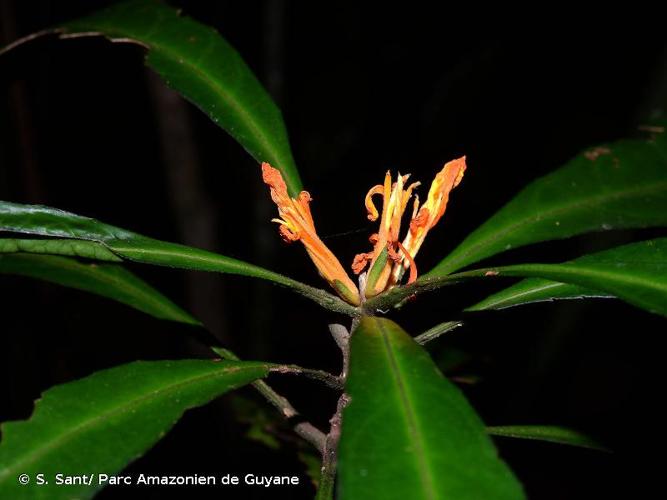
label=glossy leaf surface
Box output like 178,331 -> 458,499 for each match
0,201 -> 355,314
0,360 -> 270,500
0,253 -> 199,324
467,278 -> 612,311
338,317 -> 524,500
0,238 -> 121,261
366,239 -> 667,317
488,238 -> 667,316
60,0 -> 302,194
430,129 -> 667,276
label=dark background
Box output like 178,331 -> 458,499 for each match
1,2 -> 666,499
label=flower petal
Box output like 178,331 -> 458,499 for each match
262,163 -> 360,305
392,156 -> 467,283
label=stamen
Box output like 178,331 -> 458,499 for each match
364,185 -> 384,221
396,241 -> 418,284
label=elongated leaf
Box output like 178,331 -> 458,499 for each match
0,201 -> 356,315
414,320 -> 463,344
0,201 -> 284,278
0,359 -> 271,500
430,128 -> 667,276
467,278 -> 612,311
338,317 -> 524,500
0,253 -> 199,325
50,0 -> 300,194
487,425 -> 608,452
366,238 -> 667,316
0,238 -> 121,261
486,238 -> 667,316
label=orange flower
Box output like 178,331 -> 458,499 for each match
262,163 -> 360,305
352,171 -> 420,297
353,157 -> 467,297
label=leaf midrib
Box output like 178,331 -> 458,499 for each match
1,213 -> 353,314
62,3 -> 299,193
377,319 -> 437,500
2,254 -> 180,319
0,239 -> 121,262
434,178 -> 667,275
150,41 -> 286,173
485,281 -> 568,307
1,218 -> 296,286
0,363 -> 265,483
53,258 -> 185,319
471,281 -> 574,310
504,263 -> 667,294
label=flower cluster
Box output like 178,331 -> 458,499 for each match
262,157 -> 466,305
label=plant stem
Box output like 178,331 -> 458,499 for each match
274,365 -> 343,390
328,323 -> 350,379
328,323 -> 349,351
210,346 -> 327,453
289,281 -> 361,317
251,377 -> 327,453
317,392 -> 349,499
315,321 -> 354,499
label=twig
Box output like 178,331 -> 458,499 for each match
316,320 -> 354,499
328,323 -> 350,379
328,323 -> 349,352
252,377 -> 327,453
274,364 -> 343,390
317,392 -> 349,499
290,282 -> 361,317
210,346 -> 327,453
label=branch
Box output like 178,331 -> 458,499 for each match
362,274 -> 465,312
328,323 -> 350,379
210,346 -> 327,453
317,392 -> 349,499
316,321 -> 354,499
274,364 -> 343,390
291,282 -> 361,316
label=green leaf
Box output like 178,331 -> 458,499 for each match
0,201 -> 356,315
338,317 -> 524,500
0,201 -> 285,279
482,238 -> 667,316
487,425 -> 609,452
366,238 -> 667,316
0,359 -> 271,500
467,278 -> 612,311
0,238 -> 121,261
58,0 -> 301,195
0,253 -> 200,325
430,128 -> 667,276
414,320 -> 463,345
